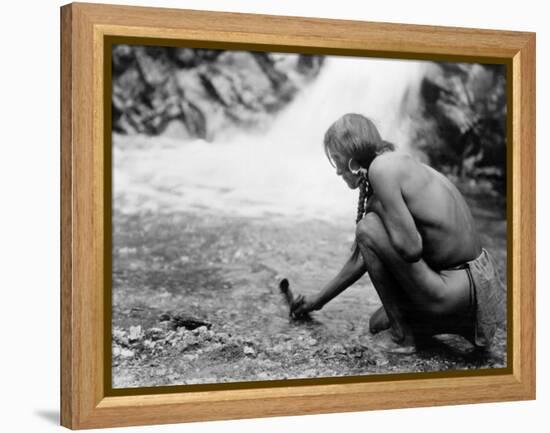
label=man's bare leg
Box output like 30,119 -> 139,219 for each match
369,305 -> 390,334
357,234 -> 416,351
356,212 -> 472,337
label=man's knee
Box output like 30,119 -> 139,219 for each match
356,212 -> 385,249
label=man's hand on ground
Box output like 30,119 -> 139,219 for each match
290,294 -> 319,319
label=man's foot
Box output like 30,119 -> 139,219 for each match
372,329 -> 417,355
384,342 -> 417,355
369,306 -> 391,334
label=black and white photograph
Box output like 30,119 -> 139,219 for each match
110,45 -> 508,388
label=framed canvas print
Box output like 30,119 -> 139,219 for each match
60,2 -> 536,429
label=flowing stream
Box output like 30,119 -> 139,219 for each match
113,56 -> 428,220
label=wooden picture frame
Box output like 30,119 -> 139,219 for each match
60,2 -> 535,429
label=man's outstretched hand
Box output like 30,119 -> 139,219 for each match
290,294 -> 319,319
279,278 -> 319,320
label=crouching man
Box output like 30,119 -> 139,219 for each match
291,113 -> 502,353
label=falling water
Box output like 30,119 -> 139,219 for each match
113,55 -> 429,220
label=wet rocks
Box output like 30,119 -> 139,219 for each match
112,45 -> 324,138
158,312 -> 212,331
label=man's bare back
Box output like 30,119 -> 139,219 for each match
367,152 -> 481,270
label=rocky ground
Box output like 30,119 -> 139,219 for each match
111,193 -> 507,388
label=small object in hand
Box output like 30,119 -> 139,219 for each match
279,278 -> 294,307
279,278 -> 310,320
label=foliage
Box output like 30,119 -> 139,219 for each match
415,63 -> 507,194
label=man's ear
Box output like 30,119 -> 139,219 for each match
348,158 -> 361,174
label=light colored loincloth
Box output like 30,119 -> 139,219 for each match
462,248 -> 504,348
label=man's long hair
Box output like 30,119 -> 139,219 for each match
323,113 -> 395,257
323,113 -> 394,170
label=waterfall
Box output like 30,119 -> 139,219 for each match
114,55 -> 428,220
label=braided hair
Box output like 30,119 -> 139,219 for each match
322,113 -> 393,255
355,175 -> 370,224
350,174 -> 372,257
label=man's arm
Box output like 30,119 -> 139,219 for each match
292,249 -> 367,316
368,155 -> 423,262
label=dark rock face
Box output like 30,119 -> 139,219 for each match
414,62 -> 507,192
112,45 -> 324,139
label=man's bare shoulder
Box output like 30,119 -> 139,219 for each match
369,152 -> 419,183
